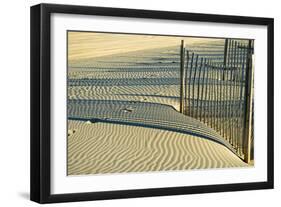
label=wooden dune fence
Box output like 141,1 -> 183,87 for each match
179,39 -> 254,163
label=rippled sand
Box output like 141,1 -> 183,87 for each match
67,32 -> 249,175
67,120 -> 247,175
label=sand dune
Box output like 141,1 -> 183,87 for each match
68,32 -> 224,61
67,100 -> 237,154
67,33 -> 249,175
67,43 -> 234,114
67,120 -> 247,175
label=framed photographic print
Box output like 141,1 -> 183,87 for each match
30,3 -> 274,203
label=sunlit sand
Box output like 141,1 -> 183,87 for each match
67,32 -> 249,175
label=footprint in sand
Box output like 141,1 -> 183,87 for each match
68,129 -> 76,136
140,97 -> 147,102
121,107 -> 134,113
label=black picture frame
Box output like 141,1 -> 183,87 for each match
30,3 -> 274,204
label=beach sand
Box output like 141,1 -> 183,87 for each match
68,32 -> 223,62
68,120 -> 247,175
67,32 -> 249,175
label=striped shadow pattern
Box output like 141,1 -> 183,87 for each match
68,99 -> 239,156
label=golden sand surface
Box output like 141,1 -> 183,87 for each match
68,120 -> 247,175
68,32 -> 223,61
67,32 -> 250,175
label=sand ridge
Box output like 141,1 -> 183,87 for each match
67,99 -> 238,154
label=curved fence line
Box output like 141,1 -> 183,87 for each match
180,39 -> 254,162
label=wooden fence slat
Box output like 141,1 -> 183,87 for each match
184,51 -> 190,115
196,58 -> 204,119
243,40 -> 254,163
222,64 -> 227,139
231,41 -> 238,148
216,64 -> 219,132
211,65 -> 215,128
179,40 -> 185,113
191,55 -> 199,117
188,53 -> 194,116
226,40 -> 233,142
200,58 -> 207,122
204,60 -> 210,124
208,61 -> 212,126
234,43 -> 242,150
238,44 -> 247,155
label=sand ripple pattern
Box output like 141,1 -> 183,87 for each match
68,100 -> 237,154
68,121 -> 247,175
67,38 -> 249,175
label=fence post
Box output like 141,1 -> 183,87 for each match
223,39 -> 229,81
184,51 -> 190,115
188,53 -> 194,116
179,40 -> 185,113
243,40 -> 254,163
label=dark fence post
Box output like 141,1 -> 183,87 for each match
196,58 -> 203,119
188,53 -> 194,116
223,39 -> 229,81
179,40 -> 185,113
200,58 -> 207,122
184,51 -> 190,115
238,43 -> 247,155
243,40 -> 254,163
192,55 -> 199,117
